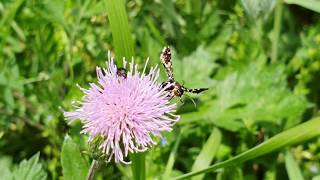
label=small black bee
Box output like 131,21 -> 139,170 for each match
160,47 -> 208,98
116,67 -> 127,79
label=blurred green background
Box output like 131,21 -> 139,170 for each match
1,0 -> 320,179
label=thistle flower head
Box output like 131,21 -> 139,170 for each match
64,54 -> 180,164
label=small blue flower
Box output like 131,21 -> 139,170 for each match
160,137 -> 168,147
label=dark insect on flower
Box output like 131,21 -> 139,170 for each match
65,55 -> 180,164
160,47 -> 208,98
116,67 -> 127,79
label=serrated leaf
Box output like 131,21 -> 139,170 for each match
181,63 -> 309,131
173,47 -> 217,88
61,135 -> 89,180
12,152 -> 47,180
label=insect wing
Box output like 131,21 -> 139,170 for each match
160,47 -> 174,80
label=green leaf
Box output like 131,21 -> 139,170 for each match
181,64 -> 309,131
313,176 -> 320,180
284,0 -> 320,13
4,88 -> 14,108
0,0 -> 25,28
61,135 -> 89,180
145,17 -> 166,45
0,157 -> 13,180
216,167 -> 243,180
104,0 -> 134,59
191,128 -> 222,180
285,151 -> 304,180
199,12 -> 220,40
240,0 -> 276,20
13,152 -> 47,180
173,47 -> 217,88
158,0 -> 185,37
271,0 -> 283,64
130,153 -> 146,180
40,0 -> 65,24
163,132 -> 182,180
173,117 -> 320,179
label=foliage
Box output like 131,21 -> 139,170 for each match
0,152 -> 47,180
1,0 -> 320,179
61,135 -> 89,180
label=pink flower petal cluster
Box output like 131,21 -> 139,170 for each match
64,54 -> 180,164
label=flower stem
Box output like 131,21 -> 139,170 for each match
104,0 -> 146,178
130,153 -> 146,180
87,160 -> 101,180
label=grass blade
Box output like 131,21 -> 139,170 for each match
0,0 -> 24,28
172,117 -> 320,180
163,132 -> 182,180
284,0 -> 320,13
104,0 -> 143,179
271,0 -> 283,63
130,153 -> 146,180
285,150 -> 304,180
191,128 -> 222,180
104,0 -> 134,59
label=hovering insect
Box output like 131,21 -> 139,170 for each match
160,47 -> 208,98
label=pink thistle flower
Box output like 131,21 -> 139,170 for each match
64,53 -> 180,164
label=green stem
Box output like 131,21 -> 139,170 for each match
130,153 -> 146,180
163,132 -> 182,179
271,0 -> 283,63
87,160 -> 101,180
172,117 -> 320,180
104,0 -> 144,179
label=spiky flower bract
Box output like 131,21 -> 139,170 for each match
64,54 -> 180,164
